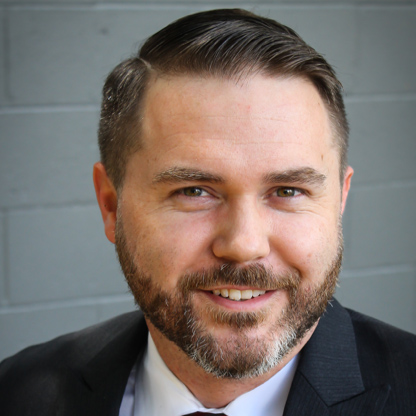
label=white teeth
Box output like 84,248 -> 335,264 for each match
220,289 -> 229,298
241,290 -> 252,300
253,290 -> 266,297
212,289 -> 267,301
229,289 -> 241,301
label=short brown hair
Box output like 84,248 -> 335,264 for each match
98,9 -> 349,190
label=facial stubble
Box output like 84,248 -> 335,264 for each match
115,216 -> 343,379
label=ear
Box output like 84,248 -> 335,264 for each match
341,166 -> 354,215
93,162 -> 118,244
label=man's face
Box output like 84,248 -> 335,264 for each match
110,74 -> 352,378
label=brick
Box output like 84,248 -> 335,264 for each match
0,110 -> 99,208
0,9 -> 6,106
0,213 -> 5,305
352,8 -> 416,94
347,99 -> 416,184
342,184 -> 416,269
10,6 -> 413,103
7,6 -> 361,105
336,269 -> 416,334
0,304 -> 97,362
8,205 -> 127,304
257,7 -> 357,93
8,8 -> 198,105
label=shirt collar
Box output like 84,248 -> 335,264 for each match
134,333 -> 299,416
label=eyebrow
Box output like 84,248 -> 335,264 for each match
263,168 -> 327,187
152,167 -> 225,184
152,166 -> 326,187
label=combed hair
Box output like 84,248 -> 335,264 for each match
98,9 -> 349,190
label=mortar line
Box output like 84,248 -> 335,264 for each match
0,104 -> 100,114
1,209 -> 10,307
5,200 -> 99,213
0,293 -> 135,314
351,179 -> 416,191
2,4 -> 11,103
3,1 -> 416,12
345,93 -> 416,103
341,264 -> 416,278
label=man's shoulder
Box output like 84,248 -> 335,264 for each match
0,310 -> 143,372
345,306 -> 416,356
293,300 -> 416,415
341,305 -> 416,408
0,311 -> 146,414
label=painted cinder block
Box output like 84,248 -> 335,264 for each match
343,184 -> 416,269
96,296 -> 136,323
0,9 -> 6,106
0,304 -> 98,362
336,269 -> 416,334
260,7 -> 357,93
7,8 -> 199,105
352,7 -> 416,95
7,6 -> 362,105
347,99 -> 416,184
0,110 -> 100,209
0,213 -> 5,306
7,205 -> 126,304
9,6 -> 414,104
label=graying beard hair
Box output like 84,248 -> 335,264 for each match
180,301 -> 299,379
205,303 -> 270,328
115,213 -> 344,380
187,324 -> 297,379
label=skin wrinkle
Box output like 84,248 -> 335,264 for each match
162,114 -> 290,121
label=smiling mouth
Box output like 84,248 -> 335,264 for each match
212,289 -> 267,301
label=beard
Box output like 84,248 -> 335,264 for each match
115,217 -> 343,380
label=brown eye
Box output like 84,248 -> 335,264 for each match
182,187 -> 204,197
276,187 -> 298,197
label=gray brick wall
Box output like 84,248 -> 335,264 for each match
1,1 -> 415,361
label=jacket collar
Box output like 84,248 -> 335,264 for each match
79,300 -> 391,416
283,299 -> 390,416
81,311 -> 148,416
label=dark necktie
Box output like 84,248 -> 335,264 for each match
183,413 -> 227,416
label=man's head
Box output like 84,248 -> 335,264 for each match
94,9 -> 353,380
98,8 -> 349,192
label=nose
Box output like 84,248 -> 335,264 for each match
212,197 -> 270,264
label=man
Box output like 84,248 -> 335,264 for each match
0,8 -> 415,416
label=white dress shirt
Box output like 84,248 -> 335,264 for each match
120,333 -> 299,416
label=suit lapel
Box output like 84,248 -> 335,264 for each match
75,301 -> 391,415
81,311 -> 148,416
283,299 -> 390,416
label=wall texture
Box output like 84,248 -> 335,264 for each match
0,0 -> 415,361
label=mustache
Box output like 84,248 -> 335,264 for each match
179,263 -> 301,293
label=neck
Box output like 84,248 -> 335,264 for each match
146,320 -> 318,408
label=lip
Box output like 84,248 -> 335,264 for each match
199,289 -> 278,312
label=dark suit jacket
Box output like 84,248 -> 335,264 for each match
0,299 -> 415,415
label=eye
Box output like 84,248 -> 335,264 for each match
180,187 -> 206,197
275,187 -> 301,198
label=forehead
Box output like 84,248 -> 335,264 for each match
137,74 -> 337,178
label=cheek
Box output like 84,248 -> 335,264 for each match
123,209 -> 216,289
269,214 -> 339,282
